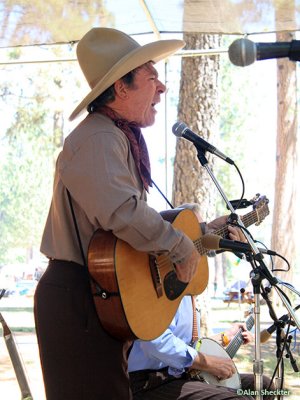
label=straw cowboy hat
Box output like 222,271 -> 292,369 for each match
69,27 -> 184,121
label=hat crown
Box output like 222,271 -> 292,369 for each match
69,28 -> 184,121
77,28 -> 141,89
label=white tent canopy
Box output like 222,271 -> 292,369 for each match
1,0 -> 300,49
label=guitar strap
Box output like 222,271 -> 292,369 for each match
66,188 -> 113,298
191,296 -> 199,345
66,189 -> 86,268
151,179 -> 174,209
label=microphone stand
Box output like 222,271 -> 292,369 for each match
275,324 -> 286,396
273,306 -> 299,394
195,146 -> 300,399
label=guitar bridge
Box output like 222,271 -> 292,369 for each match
149,255 -> 163,298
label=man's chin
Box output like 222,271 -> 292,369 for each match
133,113 -> 156,128
142,117 -> 156,128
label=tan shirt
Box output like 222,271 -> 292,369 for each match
41,113 -> 195,265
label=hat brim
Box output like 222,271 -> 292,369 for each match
69,39 -> 184,121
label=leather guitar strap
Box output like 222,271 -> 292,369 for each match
66,188 -> 87,268
66,188 -> 109,296
191,295 -> 199,344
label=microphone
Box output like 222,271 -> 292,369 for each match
228,38 -> 300,67
172,121 -> 234,165
201,234 -> 277,256
260,314 -> 291,343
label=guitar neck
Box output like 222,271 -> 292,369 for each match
213,210 -> 258,238
226,314 -> 254,359
194,209 -> 261,256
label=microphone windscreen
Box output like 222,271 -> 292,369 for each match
228,38 -> 256,67
260,329 -> 272,344
202,234 -> 221,250
172,121 -> 186,137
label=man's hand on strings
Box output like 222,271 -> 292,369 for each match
206,215 -> 246,242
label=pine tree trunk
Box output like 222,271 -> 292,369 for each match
173,33 -> 221,224
173,32 -> 221,336
271,30 -> 298,291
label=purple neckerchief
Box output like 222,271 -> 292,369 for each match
98,106 -> 152,191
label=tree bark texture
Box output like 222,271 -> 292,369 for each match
271,30 -> 298,287
173,33 -> 221,224
173,32 -> 221,336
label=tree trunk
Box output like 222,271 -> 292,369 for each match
173,33 -> 221,224
173,32 -> 221,336
271,30 -> 298,292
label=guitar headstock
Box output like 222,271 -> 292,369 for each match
251,194 -> 270,226
244,305 -> 254,318
244,306 -> 254,331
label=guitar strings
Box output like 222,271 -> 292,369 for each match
154,205 -> 268,273
226,316 -> 254,359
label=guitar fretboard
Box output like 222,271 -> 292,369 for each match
193,204 -> 268,256
226,314 -> 254,359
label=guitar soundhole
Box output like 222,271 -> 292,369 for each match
164,271 -> 188,300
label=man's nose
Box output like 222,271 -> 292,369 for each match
157,80 -> 166,94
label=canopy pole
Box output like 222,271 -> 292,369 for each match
139,0 -> 161,40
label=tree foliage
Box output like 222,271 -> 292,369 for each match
0,0 -> 112,264
1,65 -> 54,263
0,50 -> 83,263
0,0 -> 113,46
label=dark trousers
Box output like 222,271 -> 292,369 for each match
130,369 -> 275,400
34,260 -> 132,400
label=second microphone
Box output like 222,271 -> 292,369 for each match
172,121 -> 235,165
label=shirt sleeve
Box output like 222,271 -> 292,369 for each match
140,329 -> 198,376
137,303 -> 199,375
59,126 -> 195,263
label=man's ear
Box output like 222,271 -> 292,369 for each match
114,79 -> 128,100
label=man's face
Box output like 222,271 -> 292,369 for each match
124,63 -> 166,127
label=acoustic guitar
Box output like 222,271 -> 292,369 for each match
88,197 -> 269,341
189,311 -> 254,389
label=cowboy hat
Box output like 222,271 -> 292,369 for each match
69,27 -> 184,121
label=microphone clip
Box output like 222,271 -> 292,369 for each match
227,199 -> 253,210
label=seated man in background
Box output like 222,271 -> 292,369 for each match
128,295 -> 275,400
